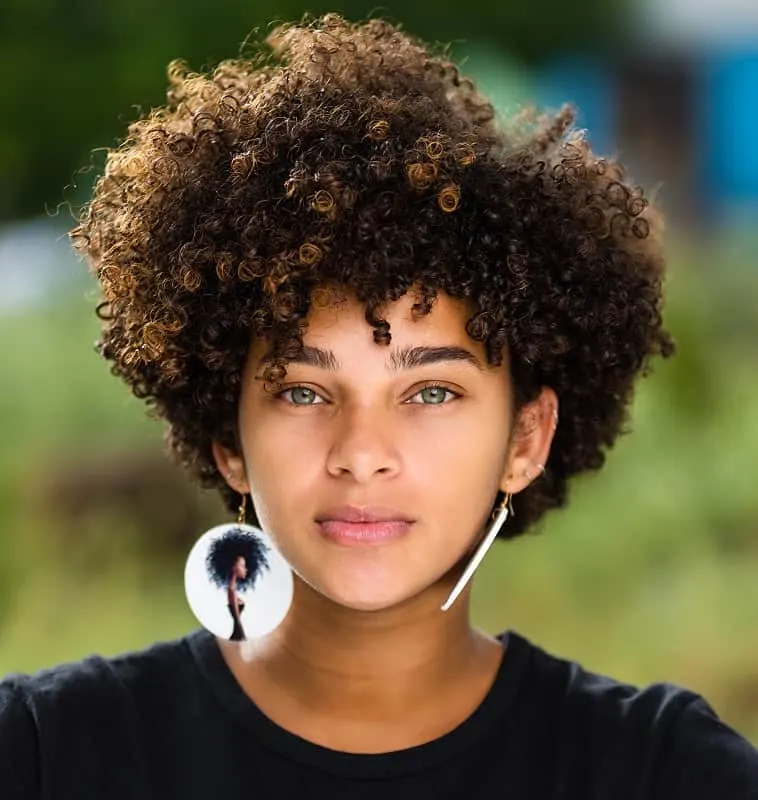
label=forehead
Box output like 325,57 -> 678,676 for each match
250,284 -> 483,363
313,286 -> 471,333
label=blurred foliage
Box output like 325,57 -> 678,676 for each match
0,0 -> 631,221
0,242 -> 756,746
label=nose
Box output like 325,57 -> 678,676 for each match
325,403 -> 401,483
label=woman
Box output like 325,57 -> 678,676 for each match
204,527 -> 271,641
1,13 -> 756,799
227,556 -> 247,642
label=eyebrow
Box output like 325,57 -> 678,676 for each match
269,344 -> 485,372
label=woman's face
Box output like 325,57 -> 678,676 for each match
217,286 -> 554,612
232,556 -> 248,581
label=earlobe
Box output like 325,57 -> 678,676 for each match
211,440 -> 250,494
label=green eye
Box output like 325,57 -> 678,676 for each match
413,385 -> 457,405
282,386 -> 321,405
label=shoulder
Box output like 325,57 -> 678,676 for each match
652,692 -> 758,798
0,674 -> 40,798
0,631 -> 203,798
511,629 -> 697,729
510,631 -> 758,798
1,632 -> 195,717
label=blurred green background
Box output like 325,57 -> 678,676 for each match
1,0 -> 757,744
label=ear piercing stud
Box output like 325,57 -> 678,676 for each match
524,463 -> 544,481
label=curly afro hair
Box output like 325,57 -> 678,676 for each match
205,528 -> 270,590
70,13 -> 674,538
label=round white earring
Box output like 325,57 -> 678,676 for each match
184,494 -> 293,641
440,492 -> 513,611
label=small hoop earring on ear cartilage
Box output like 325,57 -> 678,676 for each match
440,492 -> 513,612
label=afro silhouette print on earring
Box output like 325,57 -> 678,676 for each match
184,494 -> 293,641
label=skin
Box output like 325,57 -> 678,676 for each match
227,556 -> 248,628
213,284 -> 558,753
231,556 -> 248,582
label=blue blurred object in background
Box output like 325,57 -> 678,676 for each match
699,45 -> 758,227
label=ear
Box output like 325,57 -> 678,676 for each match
211,440 -> 251,495
501,386 -> 559,496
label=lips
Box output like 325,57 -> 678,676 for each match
315,505 -> 414,546
317,519 -> 412,545
315,505 -> 415,524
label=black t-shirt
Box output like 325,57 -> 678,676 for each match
1,628 -> 757,799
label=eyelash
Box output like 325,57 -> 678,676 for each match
275,382 -> 461,406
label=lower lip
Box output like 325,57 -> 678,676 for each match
317,520 -> 412,545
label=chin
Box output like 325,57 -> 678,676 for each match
321,581 -> 427,613
337,597 -> 401,613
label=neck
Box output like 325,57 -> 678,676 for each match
220,576 -> 503,727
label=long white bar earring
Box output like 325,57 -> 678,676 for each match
440,492 -> 514,611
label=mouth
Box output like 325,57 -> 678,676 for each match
314,505 -> 415,546
316,519 -> 413,546
315,505 -> 415,523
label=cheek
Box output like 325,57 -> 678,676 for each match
406,405 -> 509,477
405,406 -> 511,531
240,414 -> 324,530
